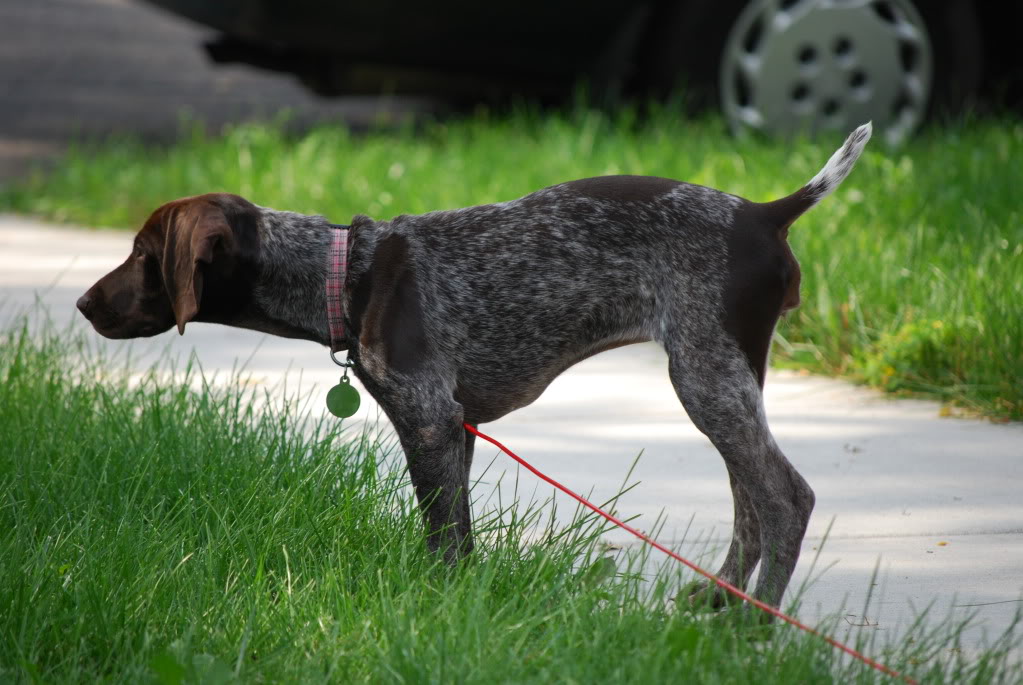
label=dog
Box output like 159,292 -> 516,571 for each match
77,123 -> 871,608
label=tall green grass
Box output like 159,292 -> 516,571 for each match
2,318 -> 1019,682
2,110 -> 1021,420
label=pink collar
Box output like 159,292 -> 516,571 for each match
326,227 -> 349,354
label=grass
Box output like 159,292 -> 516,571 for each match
1,108 -> 1021,422
1,316 -> 1020,683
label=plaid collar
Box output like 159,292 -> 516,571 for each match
326,224 -> 350,353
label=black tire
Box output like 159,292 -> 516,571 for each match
910,0 -> 982,117
633,0 -> 982,125
631,0 -> 748,109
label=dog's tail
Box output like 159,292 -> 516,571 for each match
760,122 -> 872,229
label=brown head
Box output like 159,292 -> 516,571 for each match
76,193 -> 260,339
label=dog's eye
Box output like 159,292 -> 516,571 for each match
132,246 -> 146,260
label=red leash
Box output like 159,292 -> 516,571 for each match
464,423 -> 915,684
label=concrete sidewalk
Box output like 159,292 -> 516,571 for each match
3,215 -> 1021,657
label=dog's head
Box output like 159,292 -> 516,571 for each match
77,193 -> 259,339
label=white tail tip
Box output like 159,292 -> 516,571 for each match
805,122 -> 872,202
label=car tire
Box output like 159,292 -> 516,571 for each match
633,0 -> 748,110
636,0 -> 981,140
910,0 -> 982,117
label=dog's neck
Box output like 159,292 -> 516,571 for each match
217,207 -> 345,346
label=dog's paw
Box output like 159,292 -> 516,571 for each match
675,579 -> 746,613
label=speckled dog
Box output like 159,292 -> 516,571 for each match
78,123 -> 872,608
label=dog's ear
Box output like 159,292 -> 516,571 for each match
161,201 -> 235,335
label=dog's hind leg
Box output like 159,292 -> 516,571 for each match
684,471 -> 763,607
666,334 -> 814,608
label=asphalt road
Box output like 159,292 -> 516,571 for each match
0,0 -> 432,182
3,214 -> 1022,661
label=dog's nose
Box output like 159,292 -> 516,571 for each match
76,294 -> 93,320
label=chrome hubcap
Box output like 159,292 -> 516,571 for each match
720,0 -> 932,143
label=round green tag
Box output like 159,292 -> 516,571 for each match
326,379 -> 361,418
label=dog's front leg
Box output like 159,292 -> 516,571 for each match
386,395 -> 474,564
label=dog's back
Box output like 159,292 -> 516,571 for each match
370,123 -> 873,410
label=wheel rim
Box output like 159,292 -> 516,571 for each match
720,0 -> 932,143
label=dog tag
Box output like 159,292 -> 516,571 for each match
326,376 -> 360,418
